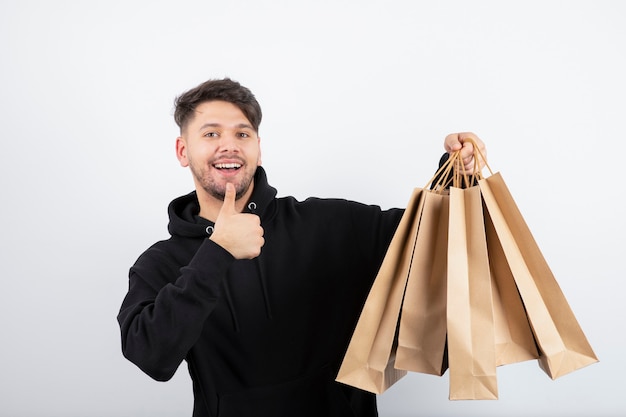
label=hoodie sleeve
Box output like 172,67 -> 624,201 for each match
117,238 -> 234,381
349,203 -> 405,272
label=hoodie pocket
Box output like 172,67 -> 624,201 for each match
216,365 -> 356,417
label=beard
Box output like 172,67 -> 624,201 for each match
188,157 -> 257,201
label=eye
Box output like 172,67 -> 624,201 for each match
237,132 -> 250,138
203,131 -> 219,138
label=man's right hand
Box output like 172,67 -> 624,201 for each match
444,132 -> 487,175
210,183 -> 265,259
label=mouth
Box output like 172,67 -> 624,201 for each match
211,160 -> 244,178
213,162 -> 242,171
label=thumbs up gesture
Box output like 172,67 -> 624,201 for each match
210,183 -> 265,259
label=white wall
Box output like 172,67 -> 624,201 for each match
0,0 -> 623,416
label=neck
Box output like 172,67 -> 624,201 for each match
197,196 -> 225,222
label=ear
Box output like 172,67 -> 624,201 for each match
176,136 -> 189,167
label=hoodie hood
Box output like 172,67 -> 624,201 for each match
167,166 -> 278,238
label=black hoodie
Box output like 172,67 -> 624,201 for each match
118,167 -> 405,417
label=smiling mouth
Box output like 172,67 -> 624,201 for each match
213,162 -> 242,170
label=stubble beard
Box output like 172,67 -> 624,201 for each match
190,160 -> 256,201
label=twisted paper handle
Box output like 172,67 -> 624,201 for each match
426,139 -> 492,191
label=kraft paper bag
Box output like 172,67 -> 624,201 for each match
447,185 -> 498,400
479,173 -> 598,379
395,190 -> 449,376
484,207 -> 539,366
336,188 -> 424,394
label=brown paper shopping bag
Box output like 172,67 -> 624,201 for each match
336,188 -> 424,394
395,190 -> 449,376
479,172 -> 599,379
484,207 -> 539,366
395,152 -> 461,376
447,185 -> 498,400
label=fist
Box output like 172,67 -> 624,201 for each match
444,132 -> 487,175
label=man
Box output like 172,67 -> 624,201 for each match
118,78 -> 486,417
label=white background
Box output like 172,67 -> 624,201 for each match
1,1 -> 623,416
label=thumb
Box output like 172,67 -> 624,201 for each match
219,182 -> 237,215
444,133 -> 463,153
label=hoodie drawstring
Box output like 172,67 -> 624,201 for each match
222,281 -> 241,333
216,200 -> 273,332
255,257 -> 273,320
248,200 -> 273,320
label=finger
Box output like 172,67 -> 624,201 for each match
460,133 -> 486,153
460,134 -> 487,167
456,140 -> 473,162
444,133 -> 463,153
220,182 -> 237,214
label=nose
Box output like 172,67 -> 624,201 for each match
217,132 -> 239,152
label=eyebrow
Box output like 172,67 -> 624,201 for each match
197,122 -> 254,132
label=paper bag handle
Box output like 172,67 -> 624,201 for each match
463,137 -> 493,176
425,138 -> 493,191
426,150 -> 460,192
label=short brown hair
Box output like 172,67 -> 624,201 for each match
174,78 -> 262,133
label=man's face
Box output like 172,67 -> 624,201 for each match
176,100 -> 261,203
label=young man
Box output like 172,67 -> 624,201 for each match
118,78 -> 486,417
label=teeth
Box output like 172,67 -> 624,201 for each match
215,163 -> 241,169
